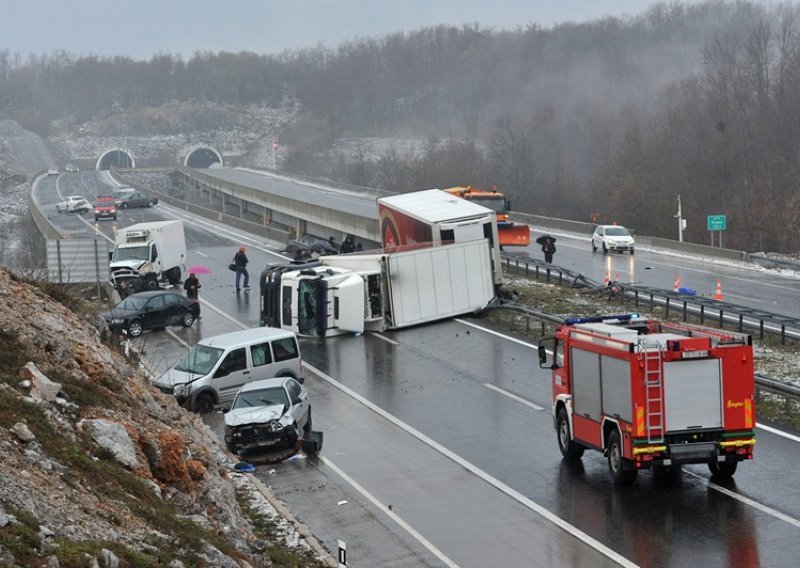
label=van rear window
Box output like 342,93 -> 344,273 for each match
272,337 -> 299,362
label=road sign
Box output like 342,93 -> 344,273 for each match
707,215 -> 727,231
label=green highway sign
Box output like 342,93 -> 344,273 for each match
707,215 -> 727,231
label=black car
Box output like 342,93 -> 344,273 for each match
100,290 -> 199,337
115,191 -> 158,209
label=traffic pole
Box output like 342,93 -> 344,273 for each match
338,540 -> 347,567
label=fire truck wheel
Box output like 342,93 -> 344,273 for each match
708,461 -> 737,478
653,464 -> 682,483
607,430 -> 638,485
556,408 -> 584,459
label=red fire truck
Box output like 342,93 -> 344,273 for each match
538,314 -> 756,485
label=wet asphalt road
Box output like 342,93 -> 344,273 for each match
37,171 -> 800,567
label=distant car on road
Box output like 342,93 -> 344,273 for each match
93,194 -> 117,221
65,164 -> 79,173
47,167 -> 59,176
100,290 -> 199,338
115,191 -> 158,209
592,224 -> 635,255
56,195 -> 91,214
224,376 -> 311,455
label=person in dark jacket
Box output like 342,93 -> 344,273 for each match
340,236 -> 355,253
183,273 -> 201,299
541,238 -> 556,263
233,246 -> 249,290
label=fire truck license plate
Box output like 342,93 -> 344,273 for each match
682,350 -> 709,359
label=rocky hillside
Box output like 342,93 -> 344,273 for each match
0,271 -> 329,567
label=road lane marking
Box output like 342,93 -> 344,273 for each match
319,456 -> 459,568
304,362 -> 638,568
194,250 -> 208,257
757,422 -> 800,443
483,383 -> 545,411
455,318 -> 538,349
684,471 -> 800,528
369,332 -> 398,345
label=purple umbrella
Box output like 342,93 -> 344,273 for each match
186,265 -> 212,274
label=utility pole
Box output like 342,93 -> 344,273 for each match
674,195 -> 684,242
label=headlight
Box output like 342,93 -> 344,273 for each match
173,383 -> 188,396
110,318 -> 126,324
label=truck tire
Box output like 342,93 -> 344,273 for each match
144,276 -> 159,290
708,461 -> 737,479
556,408 -> 584,459
607,429 -> 638,485
193,392 -> 215,414
168,267 -> 181,285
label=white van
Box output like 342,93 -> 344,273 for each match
152,328 -> 303,413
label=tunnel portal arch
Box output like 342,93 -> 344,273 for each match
96,149 -> 135,170
184,146 -> 223,168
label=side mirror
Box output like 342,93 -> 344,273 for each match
297,376 -> 305,385
538,338 -> 560,370
537,345 -> 549,367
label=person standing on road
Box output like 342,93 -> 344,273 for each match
541,238 -> 556,263
183,272 -> 202,318
233,246 -> 250,291
184,272 -> 201,299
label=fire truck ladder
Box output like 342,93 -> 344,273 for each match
639,342 -> 664,443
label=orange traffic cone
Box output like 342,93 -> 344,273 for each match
673,274 -> 681,293
714,279 -> 724,301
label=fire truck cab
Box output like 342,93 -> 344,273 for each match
538,314 -> 755,485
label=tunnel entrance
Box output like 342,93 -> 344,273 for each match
185,147 -> 223,168
96,149 -> 135,170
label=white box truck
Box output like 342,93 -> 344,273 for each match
109,220 -> 186,291
377,189 -> 503,285
259,240 -> 496,336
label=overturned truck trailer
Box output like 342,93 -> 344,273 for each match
260,240 -> 496,336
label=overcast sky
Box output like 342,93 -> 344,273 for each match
0,0 -> 707,60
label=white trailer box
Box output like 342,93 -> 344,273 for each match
322,239 -> 495,332
110,220 -> 186,289
377,189 -> 503,285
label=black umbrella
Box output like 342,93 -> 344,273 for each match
535,234 -> 557,245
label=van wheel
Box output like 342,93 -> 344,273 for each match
193,393 -> 214,414
556,408 -> 584,459
708,461 -> 737,479
303,407 -> 312,433
591,240 -> 597,252
602,242 -> 608,254
607,429 -> 638,485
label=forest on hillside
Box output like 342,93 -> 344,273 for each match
1,1 -> 799,251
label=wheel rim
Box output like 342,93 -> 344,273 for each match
182,312 -> 194,327
129,321 -> 142,337
559,421 -> 569,449
610,443 -> 621,472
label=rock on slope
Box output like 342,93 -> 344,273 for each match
0,270 -> 328,567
